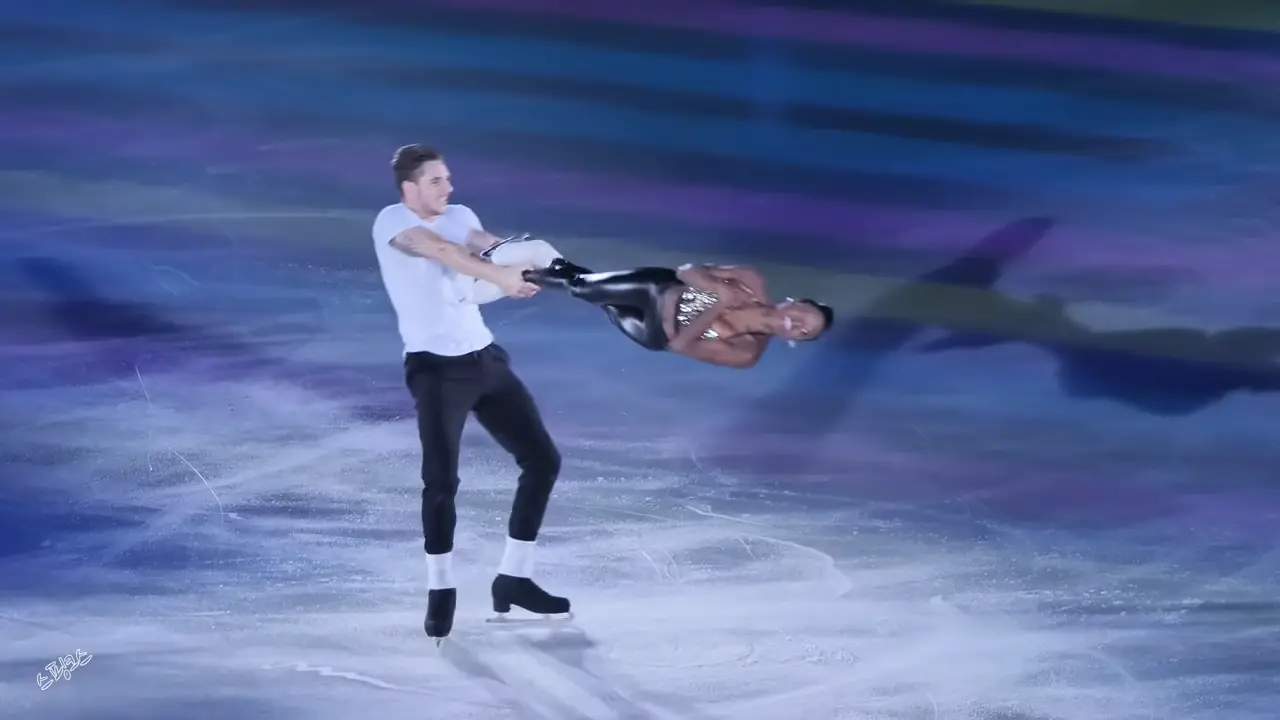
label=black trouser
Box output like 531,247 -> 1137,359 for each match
404,344 -> 561,555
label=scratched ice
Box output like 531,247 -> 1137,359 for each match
1,240 -> 1276,720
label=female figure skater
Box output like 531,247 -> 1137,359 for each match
525,258 -> 833,368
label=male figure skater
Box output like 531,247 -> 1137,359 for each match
371,144 -> 571,643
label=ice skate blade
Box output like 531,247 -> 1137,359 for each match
485,611 -> 574,625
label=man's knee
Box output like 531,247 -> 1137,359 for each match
421,463 -> 461,496
518,440 -> 561,481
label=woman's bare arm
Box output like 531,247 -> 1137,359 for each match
666,300 -> 729,353
680,334 -> 769,368
676,264 -> 754,305
705,265 -> 769,302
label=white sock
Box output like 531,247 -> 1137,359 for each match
425,552 -> 455,590
497,537 -> 536,578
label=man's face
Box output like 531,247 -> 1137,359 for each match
404,160 -> 452,216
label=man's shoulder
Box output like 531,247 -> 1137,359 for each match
375,202 -> 411,221
442,204 -> 483,236
372,203 -> 422,245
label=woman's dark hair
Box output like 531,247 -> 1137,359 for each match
797,299 -> 834,336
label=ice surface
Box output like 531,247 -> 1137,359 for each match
3,1 -> 1280,715
2,237 -> 1276,720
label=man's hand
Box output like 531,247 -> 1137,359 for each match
496,264 -> 539,299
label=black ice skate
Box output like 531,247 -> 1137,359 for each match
488,574 -> 573,624
424,588 -> 457,645
523,257 -> 592,289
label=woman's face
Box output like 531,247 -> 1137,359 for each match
773,300 -> 826,341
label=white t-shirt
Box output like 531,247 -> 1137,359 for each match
371,203 -> 495,356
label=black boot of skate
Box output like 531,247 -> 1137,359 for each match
490,574 -> 571,618
424,588 -> 457,643
523,258 -> 592,289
